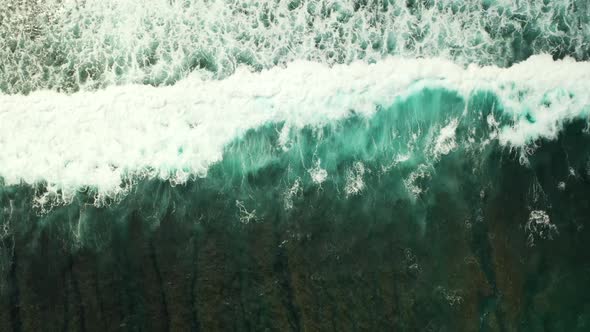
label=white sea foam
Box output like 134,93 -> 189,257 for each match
0,55 -> 589,199
433,118 -> 459,159
3,0 -> 588,94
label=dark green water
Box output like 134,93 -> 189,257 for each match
2,88 -> 590,330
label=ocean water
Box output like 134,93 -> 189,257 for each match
1,0 -> 590,331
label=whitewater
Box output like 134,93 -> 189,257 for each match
1,55 -> 589,201
2,0 -> 589,94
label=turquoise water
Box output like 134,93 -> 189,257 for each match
1,1 -> 590,331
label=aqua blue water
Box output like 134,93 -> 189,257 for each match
1,1 -> 590,331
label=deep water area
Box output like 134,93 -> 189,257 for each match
2,88 -> 590,331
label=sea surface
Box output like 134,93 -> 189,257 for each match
1,1 -> 590,330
